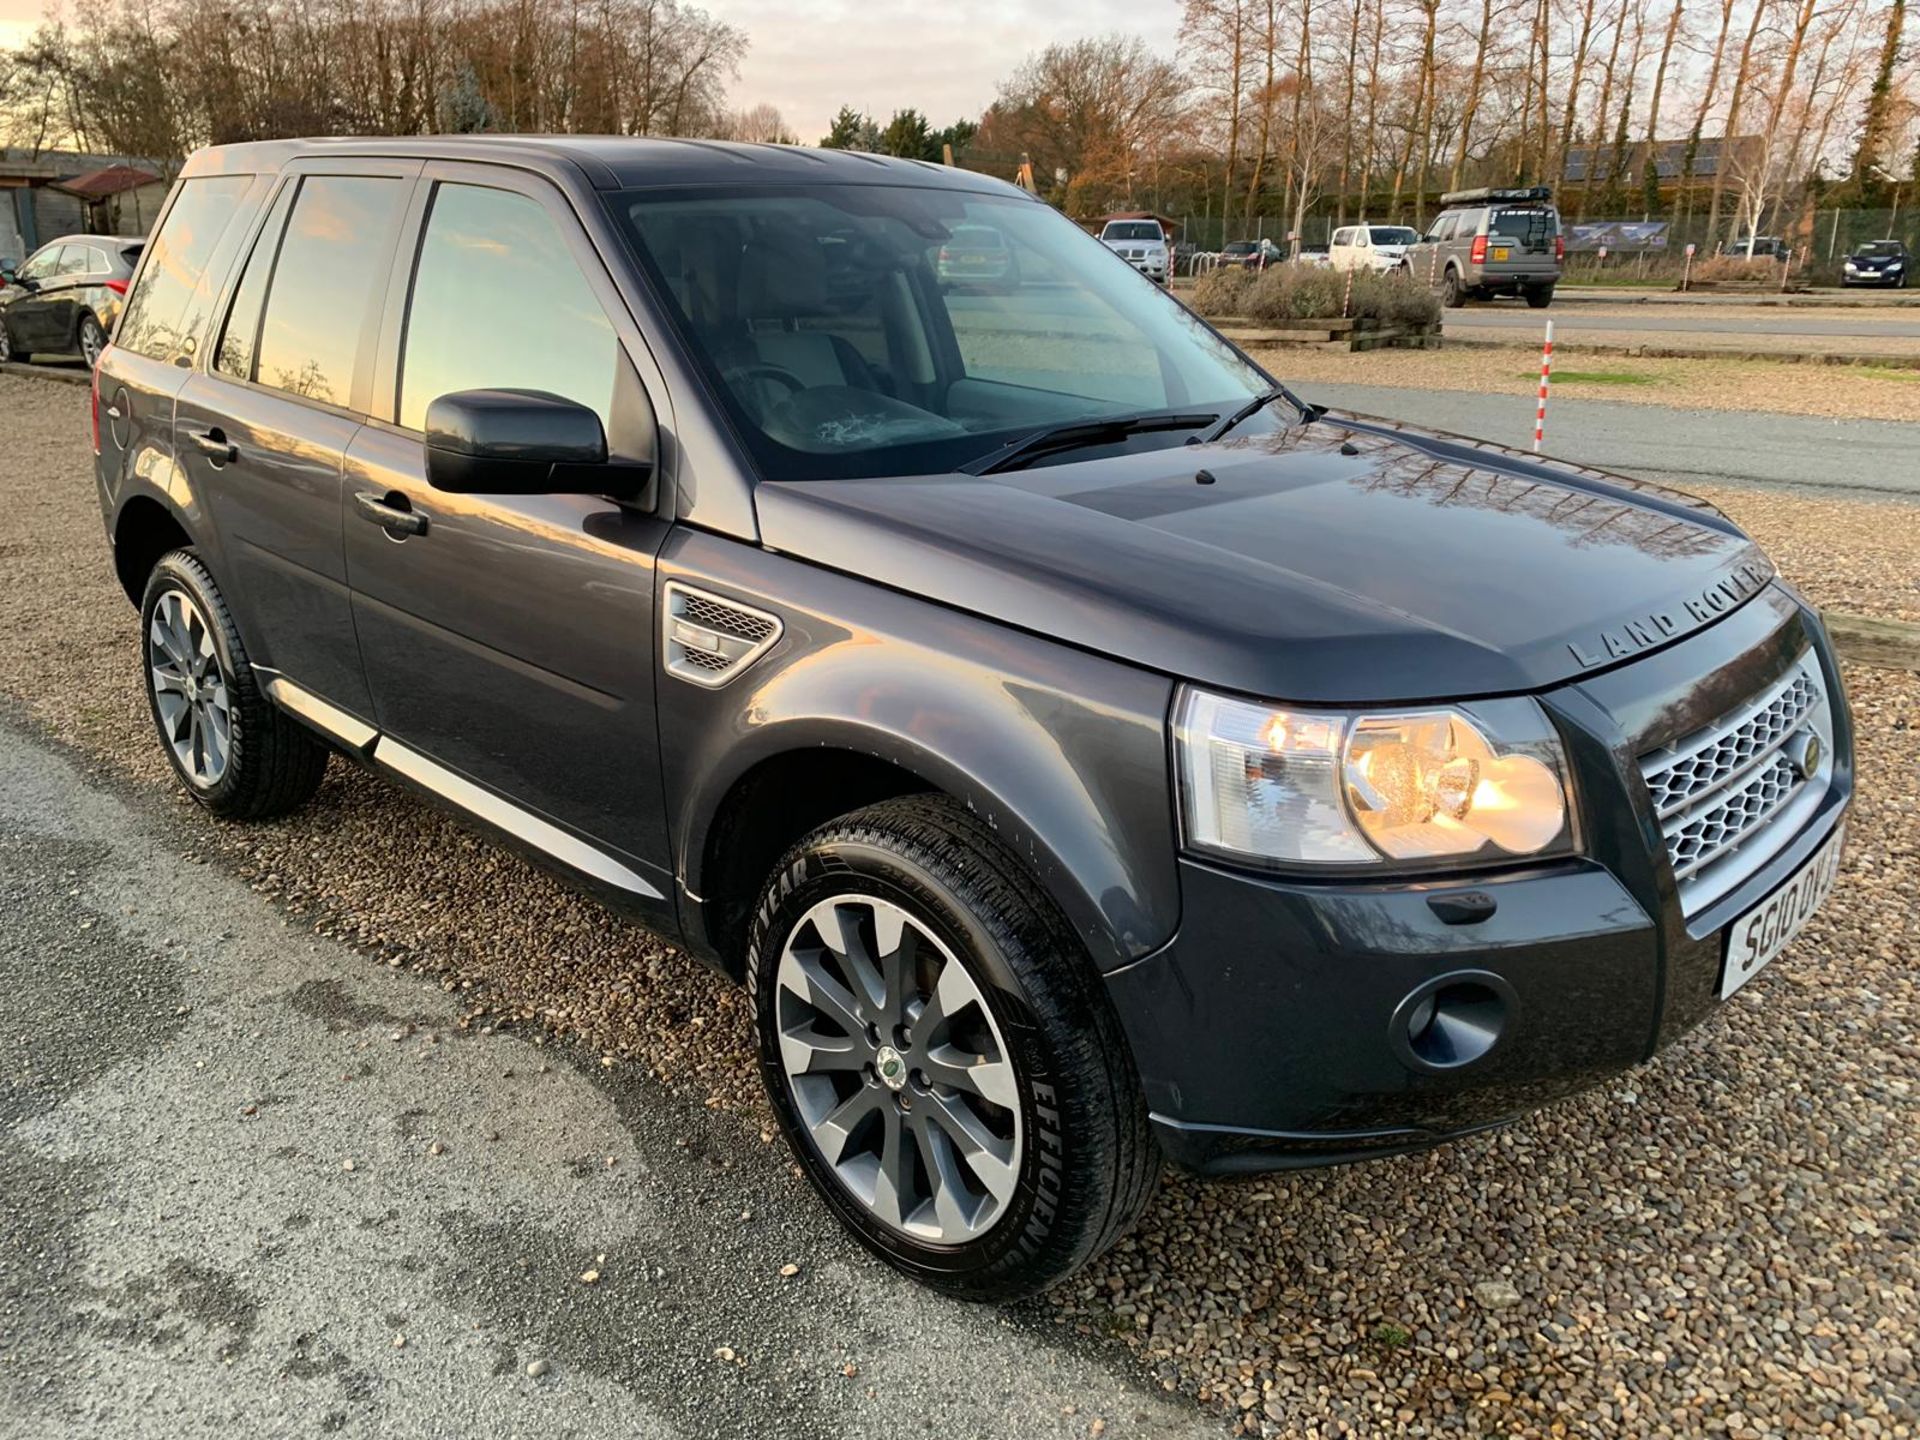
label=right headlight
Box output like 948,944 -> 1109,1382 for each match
1174,688 -> 1578,871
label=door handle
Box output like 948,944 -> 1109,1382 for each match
187,428 -> 237,464
354,490 -> 429,537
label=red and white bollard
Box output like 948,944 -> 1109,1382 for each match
1532,319 -> 1554,453
1341,265 -> 1355,319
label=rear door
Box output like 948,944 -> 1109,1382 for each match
1487,206 -> 1559,279
342,162 -> 676,906
97,173 -> 267,577
175,159 -> 420,718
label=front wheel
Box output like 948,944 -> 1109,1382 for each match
140,550 -> 330,818
1525,284 -> 1556,309
748,796 -> 1159,1301
0,320 -> 22,365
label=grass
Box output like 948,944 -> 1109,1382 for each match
1521,368 -> 1661,386
1859,365 -> 1920,382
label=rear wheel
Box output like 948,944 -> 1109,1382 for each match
1441,269 -> 1466,308
77,312 -> 107,368
749,795 -> 1159,1301
140,550 -> 329,818
1525,284 -> 1555,309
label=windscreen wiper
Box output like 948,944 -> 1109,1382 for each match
961,410 -> 1221,476
1189,385 -> 1319,446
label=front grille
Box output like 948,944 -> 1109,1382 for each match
1639,652 -> 1832,915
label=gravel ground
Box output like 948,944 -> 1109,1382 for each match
2,373 -> 1915,1438
1267,348 -> 1920,424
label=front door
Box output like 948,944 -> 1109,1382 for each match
7,243 -> 66,349
342,167 -> 675,908
179,161 -> 419,719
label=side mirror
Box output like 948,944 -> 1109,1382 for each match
423,389 -> 649,498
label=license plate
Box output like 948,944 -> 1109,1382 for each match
1720,823 -> 1845,998
1492,246 -> 1511,261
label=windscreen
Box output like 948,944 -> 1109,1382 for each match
1861,241 -> 1904,256
613,186 -> 1266,481
1104,222 -> 1163,241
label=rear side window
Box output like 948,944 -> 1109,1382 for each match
54,248 -> 87,276
249,175 -> 404,407
215,181 -> 298,382
117,176 -> 253,360
397,183 -> 617,432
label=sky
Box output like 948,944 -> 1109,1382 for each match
0,1 -> 1180,148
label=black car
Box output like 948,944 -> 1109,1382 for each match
1218,238 -> 1284,269
0,232 -> 143,367
93,138 -> 1852,1300
1842,239 -> 1909,288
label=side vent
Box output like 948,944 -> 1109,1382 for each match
663,581 -> 783,688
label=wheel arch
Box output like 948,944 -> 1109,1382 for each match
692,744 -> 937,979
678,704 -> 1178,985
112,494 -> 195,607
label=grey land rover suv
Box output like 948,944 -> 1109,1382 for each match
1402,186 -> 1564,308
95,138 -> 1850,1300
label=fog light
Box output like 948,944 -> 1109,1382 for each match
1389,971 -> 1516,1072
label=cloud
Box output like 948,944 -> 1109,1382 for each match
708,0 -> 1179,144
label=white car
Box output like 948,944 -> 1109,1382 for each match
1330,224 -> 1419,273
1099,219 -> 1170,284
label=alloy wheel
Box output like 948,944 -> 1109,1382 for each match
774,894 -> 1023,1244
148,588 -> 232,787
0,322 -> 12,364
79,316 -> 106,368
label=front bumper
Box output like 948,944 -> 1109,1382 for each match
1107,587 -> 1853,1174
1842,270 -> 1904,286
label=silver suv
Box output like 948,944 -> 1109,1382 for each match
1401,187 -> 1562,308
1098,219 -> 1169,284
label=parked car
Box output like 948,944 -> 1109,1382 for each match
0,233 -> 143,367
1330,224 -> 1419,273
1841,239 -> 1909,288
1217,238 -> 1285,270
935,222 -> 1021,292
1401,187 -> 1563,307
1721,236 -> 1792,261
1098,218 -> 1169,283
97,138 -> 1852,1301
1294,245 -> 1333,268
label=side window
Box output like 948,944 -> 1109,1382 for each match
1425,216 -> 1454,244
251,175 -> 404,407
18,245 -> 61,281
1332,229 -> 1349,248
397,183 -> 617,433
87,246 -> 110,273
55,246 -> 88,276
116,176 -> 254,360
216,181 -> 298,382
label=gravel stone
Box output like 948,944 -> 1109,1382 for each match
4,371 -> 1917,1437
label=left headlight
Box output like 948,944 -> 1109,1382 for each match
1174,688 -> 1578,871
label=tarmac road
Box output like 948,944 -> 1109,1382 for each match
0,717 -> 1214,1440
1297,381 -> 1920,498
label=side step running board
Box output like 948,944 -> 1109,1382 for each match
258,672 -> 663,900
